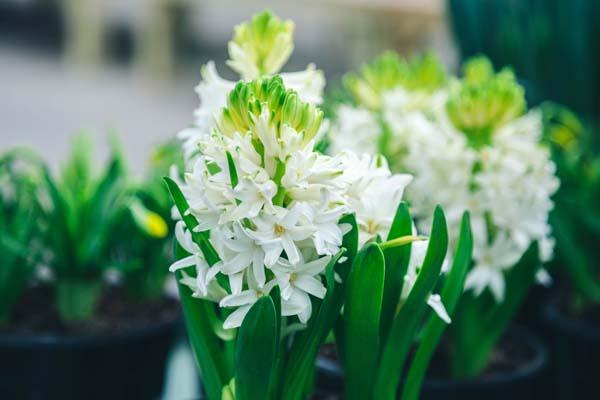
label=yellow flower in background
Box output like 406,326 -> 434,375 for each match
129,199 -> 168,238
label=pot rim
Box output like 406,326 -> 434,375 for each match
317,325 -> 548,390
542,299 -> 600,341
423,325 -> 547,389
0,317 -> 180,349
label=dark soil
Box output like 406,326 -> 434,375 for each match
555,292 -> 600,327
316,328 -> 536,399
0,285 -> 179,336
427,332 -> 534,379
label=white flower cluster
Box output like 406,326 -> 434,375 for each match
170,76 -> 418,329
329,54 -> 559,301
179,11 -> 325,163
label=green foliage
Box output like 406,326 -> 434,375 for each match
343,243 -> 385,400
542,103 -> 600,307
373,206 -> 448,399
450,242 -> 539,377
41,135 -> 126,321
0,149 -> 44,324
116,140 -> 183,301
334,206 -> 461,400
235,296 -> 278,400
402,212 -> 473,400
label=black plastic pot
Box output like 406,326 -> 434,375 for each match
0,319 -> 178,400
316,326 -> 548,400
541,301 -> 600,400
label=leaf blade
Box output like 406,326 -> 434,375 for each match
402,211 -> 473,400
235,296 -> 278,400
373,206 -> 448,400
343,243 -> 385,400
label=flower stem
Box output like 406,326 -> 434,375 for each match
56,279 -> 102,322
379,235 -> 427,250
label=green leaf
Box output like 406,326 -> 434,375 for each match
282,250 -> 345,400
267,286 -> 284,399
380,202 -> 413,343
205,302 -> 236,341
164,177 -> 220,266
333,213 -> 359,365
42,167 -> 75,275
402,211 -> 473,400
343,243 -> 385,400
226,151 -> 239,189
235,296 -> 278,400
373,206 -> 448,400
450,241 -> 540,377
175,243 -> 229,400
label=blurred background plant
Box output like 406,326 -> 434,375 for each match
41,134 -> 127,322
113,139 -> 183,301
0,149 -> 44,324
15,133 -> 183,323
542,103 -> 600,309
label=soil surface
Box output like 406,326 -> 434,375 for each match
315,329 -> 536,399
555,291 -> 600,327
0,285 -> 179,336
427,332 -> 534,378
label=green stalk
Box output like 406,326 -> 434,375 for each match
56,279 -> 102,322
272,160 -> 287,206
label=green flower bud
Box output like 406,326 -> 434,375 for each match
447,56 -> 526,148
344,51 -> 447,110
227,10 -> 294,80
216,76 -> 324,144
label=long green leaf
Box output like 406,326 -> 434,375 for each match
333,213 -> 359,364
282,250 -> 345,400
451,241 -> 540,376
343,243 -> 385,400
164,177 -> 220,265
373,206 -> 448,400
402,211 -> 473,400
268,286 -> 283,400
175,245 -> 228,400
42,167 -> 75,275
235,296 -> 278,400
380,202 -> 413,344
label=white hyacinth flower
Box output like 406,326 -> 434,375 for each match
170,70 -> 425,329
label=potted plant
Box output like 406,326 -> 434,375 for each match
165,11 -> 478,399
167,65 -> 472,400
539,103 -> 600,399
0,136 -> 180,399
326,53 -> 559,398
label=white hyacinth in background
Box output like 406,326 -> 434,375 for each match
328,53 -> 559,302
